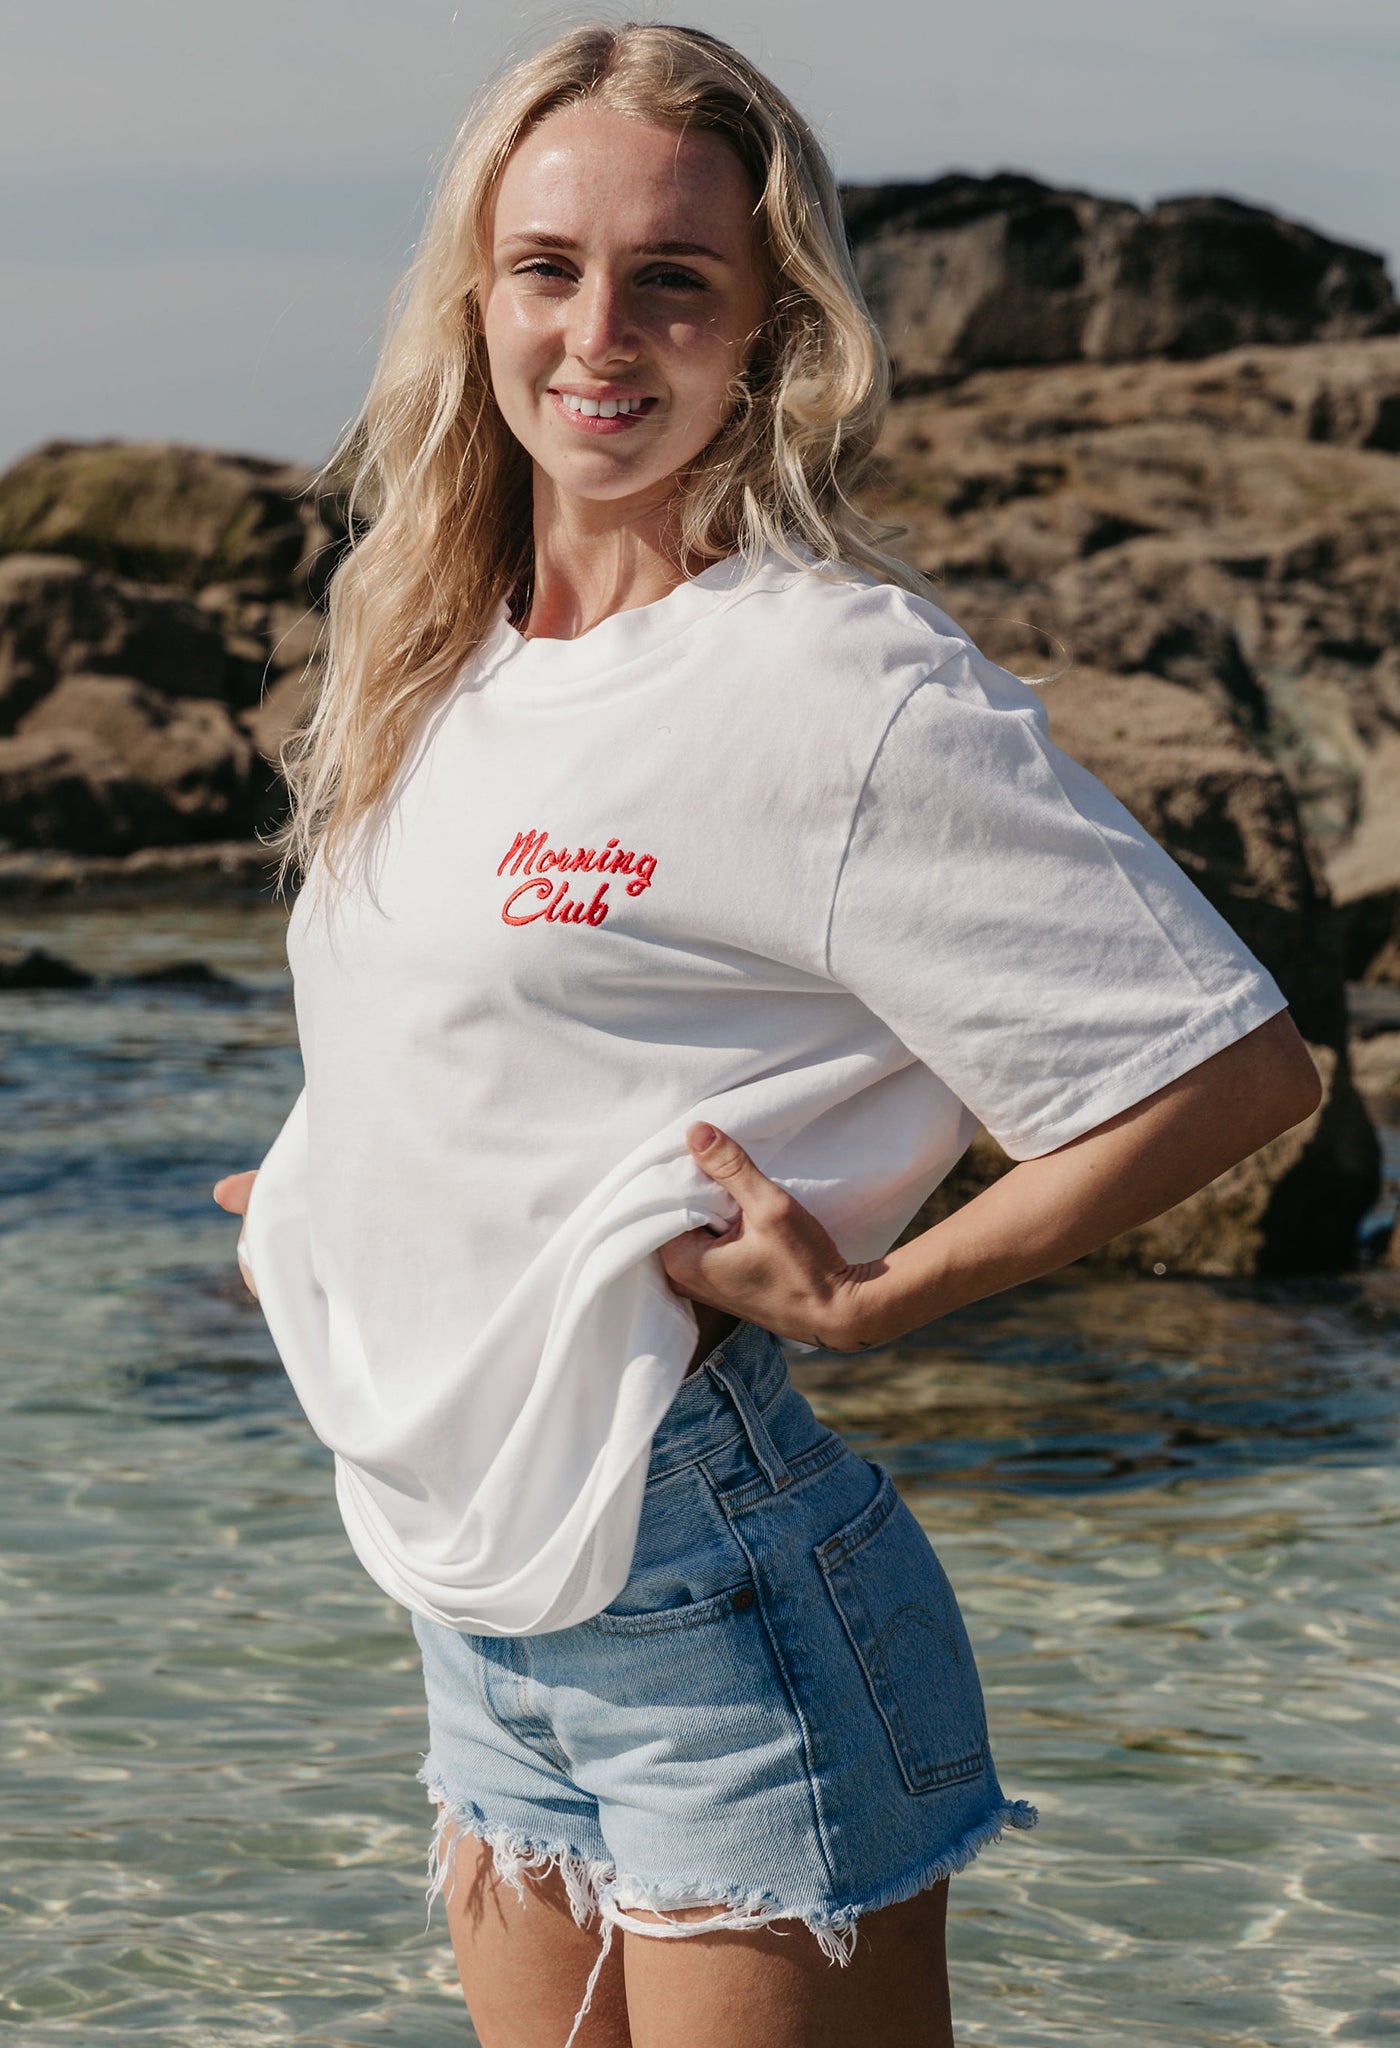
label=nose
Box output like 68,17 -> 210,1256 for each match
566,271 -> 638,369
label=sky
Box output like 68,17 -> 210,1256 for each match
2,0 -> 1398,473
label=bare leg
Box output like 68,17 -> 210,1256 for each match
435,1806 -> 952,2048
622,1884 -> 953,2048
440,1831 -> 631,2048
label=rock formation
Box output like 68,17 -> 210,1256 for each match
0,438 -> 345,595
841,174 -> 1399,386
868,336 -> 1400,859
0,442 -> 342,851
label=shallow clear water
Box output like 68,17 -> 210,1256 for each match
2,903 -> 1398,2044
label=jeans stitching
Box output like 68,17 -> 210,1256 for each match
706,1353 -> 793,1491
715,1430 -> 846,1511
482,1638 -> 573,1777
644,1337 -> 790,1481
580,1579 -> 756,1636
703,1464 -> 843,1901
815,1471 -> 990,1795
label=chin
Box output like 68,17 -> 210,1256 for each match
553,457 -> 669,499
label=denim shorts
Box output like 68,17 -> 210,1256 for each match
410,1321 -> 1036,2004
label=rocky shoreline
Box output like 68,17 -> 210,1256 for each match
0,836 -> 284,904
5,170 -> 1400,1275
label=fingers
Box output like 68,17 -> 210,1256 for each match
686,1124 -> 788,1222
212,1171 -> 260,1299
212,1169 -> 257,1216
659,1223 -> 725,1297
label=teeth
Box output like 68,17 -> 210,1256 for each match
559,394 -> 646,416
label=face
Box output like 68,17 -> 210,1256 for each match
481,104 -> 768,520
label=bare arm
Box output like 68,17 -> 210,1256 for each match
659,1009 -> 1323,1350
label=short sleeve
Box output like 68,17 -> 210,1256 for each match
826,640 -> 1288,1159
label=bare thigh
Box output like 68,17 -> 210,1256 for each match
439,1829 -> 952,2048
623,1888 -> 952,2048
441,1834 -> 630,2048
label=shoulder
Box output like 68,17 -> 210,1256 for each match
714,548 -> 1044,732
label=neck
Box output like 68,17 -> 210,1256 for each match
522,472 -> 694,640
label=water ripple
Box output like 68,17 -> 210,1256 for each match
3,902 -> 1398,2044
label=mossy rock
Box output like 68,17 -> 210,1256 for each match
0,439 -> 345,595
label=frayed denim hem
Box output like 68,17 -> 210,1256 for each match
417,1765 -> 1039,1952
417,1766 -> 1037,2045
801,1794 -> 1041,1958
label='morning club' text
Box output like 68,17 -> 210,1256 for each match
496,827 -> 657,927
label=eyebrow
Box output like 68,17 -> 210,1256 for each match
499,231 -> 732,264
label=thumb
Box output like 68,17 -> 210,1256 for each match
686,1123 -> 783,1219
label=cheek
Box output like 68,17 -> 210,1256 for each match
661,317 -> 745,407
483,294 -> 554,389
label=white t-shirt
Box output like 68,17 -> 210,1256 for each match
243,547 -> 1286,1635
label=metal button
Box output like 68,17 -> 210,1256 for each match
733,1586 -> 756,1612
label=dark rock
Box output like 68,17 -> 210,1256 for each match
868,339 -> 1400,858
1252,1045 -> 1380,1275
117,959 -> 247,994
841,174 -> 1399,383
0,553 -> 264,729
1092,194 -> 1398,360
0,942 -> 94,989
1337,892 -> 1400,984
1045,539 -> 1270,720
0,731 -> 174,856
16,673 -> 276,845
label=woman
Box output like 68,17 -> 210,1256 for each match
213,23 -> 1321,2047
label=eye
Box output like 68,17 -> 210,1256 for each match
513,258 -> 576,283
643,266 -> 709,293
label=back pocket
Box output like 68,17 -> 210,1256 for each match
816,1464 -> 988,1794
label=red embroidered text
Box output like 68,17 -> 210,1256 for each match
496,828 -> 657,928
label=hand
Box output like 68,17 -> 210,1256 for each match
212,1170 -> 259,1301
658,1124 -> 888,1351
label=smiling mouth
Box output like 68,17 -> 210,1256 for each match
548,390 -> 659,433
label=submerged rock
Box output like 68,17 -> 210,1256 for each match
0,942 -> 94,989
0,941 -> 249,996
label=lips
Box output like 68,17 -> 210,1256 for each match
547,389 -> 658,435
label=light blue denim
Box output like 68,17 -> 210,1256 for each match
411,1320 -> 1036,2014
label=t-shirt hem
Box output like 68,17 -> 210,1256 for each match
987,971 -> 1291,1162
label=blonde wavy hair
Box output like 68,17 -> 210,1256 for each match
268,20 -> 930,899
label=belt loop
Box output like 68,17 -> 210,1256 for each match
706,1348 -> 792,1492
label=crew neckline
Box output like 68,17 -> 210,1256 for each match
475,546 -> 806,703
